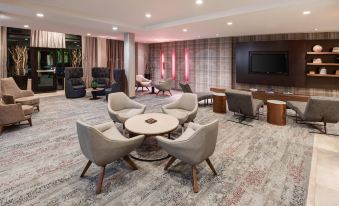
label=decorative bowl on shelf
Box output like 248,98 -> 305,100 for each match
336,70 -> 339,75
309,71 -> 316,75
332,47 -> 339,52
312,58 -> 322,63
312,45 -> 323,52
319,67 -> 327,75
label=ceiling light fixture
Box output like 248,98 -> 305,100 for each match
182,28 -> 188,32
195,0 -> 203,5
145,13 -> 152,18
23,25 -> 29,28
227,22 -> 233,26
314,28 -> 318,31
112,26 -> 118,31
36,13 -> 44,17
87,33 -> 91,36
302,10 -> 311,15
216,34 -> 219,37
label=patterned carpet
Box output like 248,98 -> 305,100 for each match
1,90 -> 333,205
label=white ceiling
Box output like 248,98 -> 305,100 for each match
0,0 -> 338,43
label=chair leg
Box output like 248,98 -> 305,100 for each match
96,166 -> 106,194
168,91 -> 172,96
324,121 -> 327,134
162,91 -> 164,95
164,156 -> 176,170
123,156 -> 138,170
27,118 -> 32,126
80,160 -> 92,177
206,158 -> 217,175
156,90 -> 160,95
146,87 -> 150,91
36,105 -> 40,111
192,165 -> 198,193
0,126 -> 4,135
181,124 -> 185,133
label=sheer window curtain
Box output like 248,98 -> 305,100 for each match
82,36 -> 98,87
30,30 -> 65,48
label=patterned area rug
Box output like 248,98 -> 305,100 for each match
1,91 -> 331,205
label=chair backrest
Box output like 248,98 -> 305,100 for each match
64,67 -> 84,86
0,77 -> 22,98
225,89 -> 255,116
304,96 -> 339,123
108,92 -> 130,111
92,67 -> 109,85
179,83 -> 193,93
177,93 -> 198,111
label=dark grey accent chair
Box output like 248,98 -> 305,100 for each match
105,69 -> 125,100
225,89 -> 264,126
92,67 -> 110,88
179,83 -> 213,106
287,96 -> 339,135
64,67 -> 86,98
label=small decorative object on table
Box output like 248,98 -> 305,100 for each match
91,80 -> 98,89
313,58 -> 322,63
313,45 -> 323,52
145,118 -> 157,124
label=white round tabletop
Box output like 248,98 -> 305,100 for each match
267,100 -> 286,105
125,113 -> 179,135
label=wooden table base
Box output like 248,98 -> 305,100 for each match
267,100 -> 286,126
213,95 -> 227,113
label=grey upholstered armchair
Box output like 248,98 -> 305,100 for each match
225,89 -> 264,126
76,120 -> 145,194
105,69 -> 125,100
0,101 -> 33,135
64,67 -> 86,98
0,77 -> 40,111
156,120 -> 219,193
154,78 -> 172,96
107,92 -> 146,127
161,93 -> 198,132
136,75 -> 152,92
179,82 -> 213,106
92,67 -> 110,88
287,96 -> 339,135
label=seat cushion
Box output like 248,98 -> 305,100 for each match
116,108 -> 145,123
163,108 -> 189,124
287,101 -> 307,119
22,105 -> 34,116
16,96 -> 39,106
73,85 -> 86,90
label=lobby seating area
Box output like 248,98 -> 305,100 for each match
1,1 -> 339,205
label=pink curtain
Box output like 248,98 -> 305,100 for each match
107,39 -> 124,82
82,36 -> 98,87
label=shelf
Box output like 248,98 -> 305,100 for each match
306,74 -> 339,78
306,63 -> 339,66
307,52 -> 339,55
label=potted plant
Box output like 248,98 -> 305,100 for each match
8,45 -> 29,89
91,80 -> 98,89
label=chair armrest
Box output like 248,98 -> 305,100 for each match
187,122 -> 201,131
2,94 -> 15,104
93,122 -> 115,132
0,104 -> 25,124
19,90 -> 34,97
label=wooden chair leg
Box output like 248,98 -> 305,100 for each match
96,166 -> 106,194
27,118 -> 32,126
168,90 -> 172,96
123,156 -> 138,170
192,165 -> 198,193
156,90 -> 160,95
206,158 -> 217,175
80,160 -> 92,177
36,105 -> 40,111
0,126 -> 4,135
164,156 -> 176,170
146,87 -> 150,91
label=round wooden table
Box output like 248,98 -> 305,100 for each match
89,88 -> 105,100
267,100 -> 286,126
125,113 -> 179,161
213,93 -> 227,113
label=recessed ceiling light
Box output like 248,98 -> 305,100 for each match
182,28 -> 188,32
23,25 -> 29,28
87,33 -> 91,36
36,13 -> 44,17
145,13 -> 152,18
216,34 -> 219,37
195,0 -> 203,5
227,22 -> 233,26
314,28 -> 318,31
112,26 -> 118,31
302,11 -> 311,15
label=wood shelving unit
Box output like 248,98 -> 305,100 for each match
306,63 -> 339,66
306,52 -> 339,55
306,74 -> 339,78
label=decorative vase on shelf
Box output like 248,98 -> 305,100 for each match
312,45 -> 323,52
319,67 -> 327,75
313,58 -> 322,63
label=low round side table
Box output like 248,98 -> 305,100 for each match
125,113 -> 179,162
213,93 -> 227,113
89,88 -> 105,100
267,100 -> 286,126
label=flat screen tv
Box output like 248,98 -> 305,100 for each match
249,51 -> 289,75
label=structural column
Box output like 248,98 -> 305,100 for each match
124,32 -> 136,97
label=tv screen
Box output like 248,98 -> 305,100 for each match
249,51 -> 289,74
